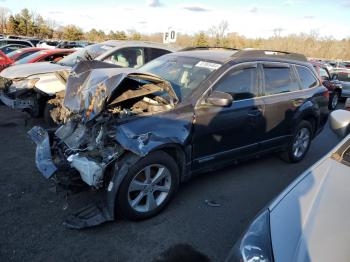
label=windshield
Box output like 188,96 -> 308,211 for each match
14,50 -> 47,65
139,55 -> 221,100
57,43 -> 114,67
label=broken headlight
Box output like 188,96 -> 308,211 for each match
226,209 -> 274,262
10,78 -> 39,91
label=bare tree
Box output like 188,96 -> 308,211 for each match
207,20 -> 229,46
273,28 -> 284,38
0,7 -> 10,34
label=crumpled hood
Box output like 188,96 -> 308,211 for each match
63,60 -> 178,121
0,62 -> 70,80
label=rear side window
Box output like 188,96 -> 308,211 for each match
296,66 -> 318,89
263,65 -> 299,95
39,53 -> 70,62
103,47 -> 145,68
8,40 -> 31,47
337,72 -> 350,82
146,48 -> 170,63
214,67 -> 258,100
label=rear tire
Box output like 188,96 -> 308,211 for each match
328,90 -> 339,110
280,120 -> 312,163
116,151 -> 179,221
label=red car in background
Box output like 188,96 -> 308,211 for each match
0,47 -> 47,71
14,49 -> 75,65
310,60 -> 342,110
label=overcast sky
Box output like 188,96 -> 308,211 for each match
4,0 -> 350,39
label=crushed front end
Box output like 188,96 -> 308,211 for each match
28,61 -> 179,229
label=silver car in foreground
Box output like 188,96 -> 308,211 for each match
227,109 -> 350,262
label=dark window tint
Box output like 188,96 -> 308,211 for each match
15,51 -> 37,61
8,40 -> 32,47
263,66 -> 299,95
146,48 -> 170,62
318,67 -> 329,79
103,47 -> 145,68
39,53 -> 69,62
296,66 -> 318,89
214,67 -> 258,100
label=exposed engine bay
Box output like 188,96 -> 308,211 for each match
45,62 -> 178,189
49,61 -> 178,125
51,89 -> 173,188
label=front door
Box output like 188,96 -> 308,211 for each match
192,63 -> 265,170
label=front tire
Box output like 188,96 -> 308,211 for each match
281,120 -> 312,163
116,151 -> 179,221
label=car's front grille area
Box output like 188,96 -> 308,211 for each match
0,77 -> 12,91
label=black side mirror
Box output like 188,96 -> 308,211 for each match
207,91 -> 233,107
321,76 -> 330,81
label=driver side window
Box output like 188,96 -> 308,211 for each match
103,47 -> 144,68
214,66 -> 259,101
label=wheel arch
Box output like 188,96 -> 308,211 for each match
301,114 -> 318,137
105,144 -> 187,219
150,143 -> 187,182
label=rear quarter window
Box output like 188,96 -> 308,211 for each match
146,48 -> 171,62
296,66 -> 318,89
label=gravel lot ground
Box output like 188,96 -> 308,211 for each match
0,104 -> 341,262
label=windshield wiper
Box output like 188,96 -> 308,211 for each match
84,50 -> 94,61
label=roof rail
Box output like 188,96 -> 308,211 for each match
180,46 -> 240,52
232,49 -> 307,62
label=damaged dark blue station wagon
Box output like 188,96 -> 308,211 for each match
29,49 -> 329,229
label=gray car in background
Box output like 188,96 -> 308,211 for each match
227,109 -> 350,262
0,40 -> 173,123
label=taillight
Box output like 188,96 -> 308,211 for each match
323,89 -> 329,98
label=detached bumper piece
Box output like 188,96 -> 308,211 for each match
0,91 -> 35,110
28,126 -> 57,178
63,201 -> 113,229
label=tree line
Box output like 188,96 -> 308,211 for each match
1,7 -> 350,60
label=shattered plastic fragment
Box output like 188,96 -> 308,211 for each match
63,201 -> 113,229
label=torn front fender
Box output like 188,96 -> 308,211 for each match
113,108 -> 194,156
28,126 -> 57,178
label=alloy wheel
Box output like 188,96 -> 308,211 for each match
292,127 -> 311,158
127,164 -> 172,213
331,93 -> 339,109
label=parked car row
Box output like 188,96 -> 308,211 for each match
310,59 -> 350,110
3,39 -> 350,261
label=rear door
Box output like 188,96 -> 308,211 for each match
192,62 -> 265,169
260,62 -> 307,149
